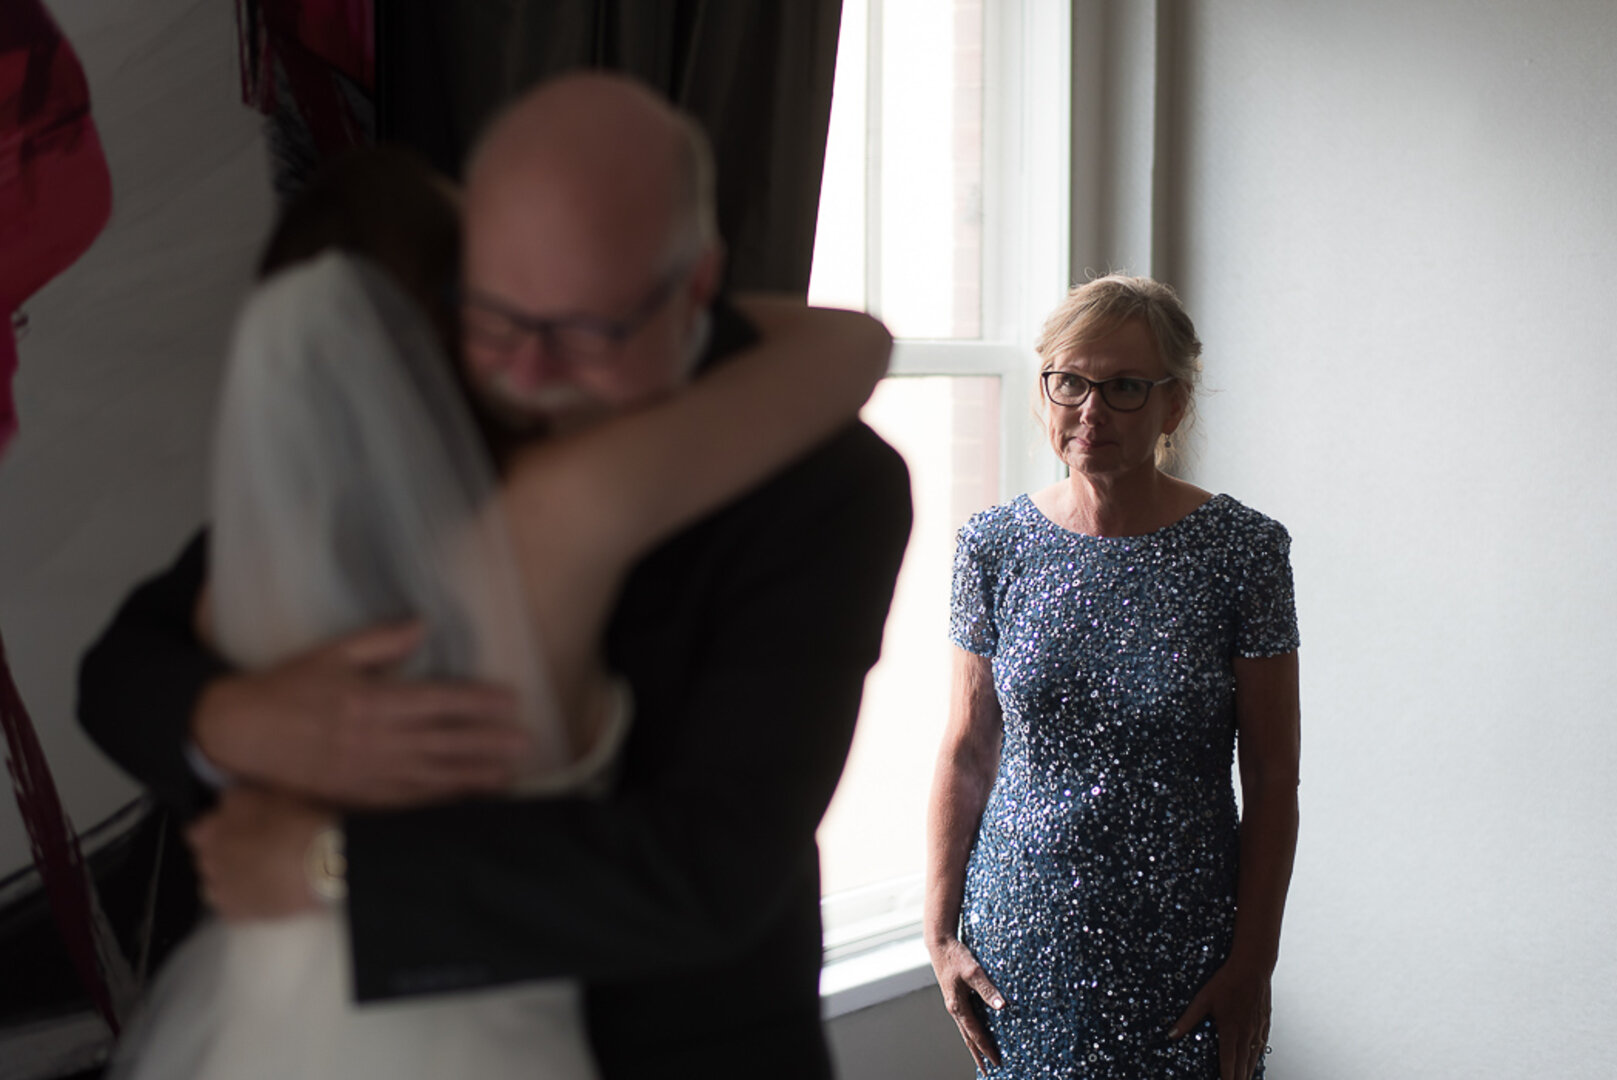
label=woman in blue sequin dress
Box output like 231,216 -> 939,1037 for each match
925,275 -> 1300,1080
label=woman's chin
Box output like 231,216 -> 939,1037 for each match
1064,449 -> 1158,480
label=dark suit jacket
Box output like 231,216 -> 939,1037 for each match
77,312 -> 912,1077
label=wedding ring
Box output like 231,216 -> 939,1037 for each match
305,824 -> 348,902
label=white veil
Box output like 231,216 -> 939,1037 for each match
109,253 -> 603,1080
208,252 -> 570,773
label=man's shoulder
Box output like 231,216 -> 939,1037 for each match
718,421 -> 911,556
763,421 -> 909,506
819,419 -> 906,473
826,419 -> 905,473
703,302 -> 907,501
615,422 -> 910,611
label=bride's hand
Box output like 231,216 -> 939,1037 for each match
187,787 -> 333,919
193,619 -> 534,808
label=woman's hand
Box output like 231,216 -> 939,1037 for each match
1169,959 -> 1271,1080
192,619 -> 532,808
928,935 -> 1005,1072
925,649 -> 1006,1070
187,787 -> 333,919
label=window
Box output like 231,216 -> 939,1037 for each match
811,0 -> 1071,960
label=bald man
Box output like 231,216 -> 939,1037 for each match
78,74 -> 911,1076
459,74 -> 728,437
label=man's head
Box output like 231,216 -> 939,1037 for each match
460,72 -> 726,435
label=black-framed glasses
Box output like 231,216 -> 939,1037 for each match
458,264 -> 687,364
1041,370 -> 1175,412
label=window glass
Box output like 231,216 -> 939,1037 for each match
818,377 -> 999,945
811,0 -> 1066,960
809,0 -> 983,338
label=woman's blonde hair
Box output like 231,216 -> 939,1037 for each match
1034,273 -> 1203,469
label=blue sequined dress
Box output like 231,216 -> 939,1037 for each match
950,493 -> 1298,1079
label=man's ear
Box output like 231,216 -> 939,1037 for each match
683,307 -> 713,369
677,241 -> 724,374
686,239 -> 726,307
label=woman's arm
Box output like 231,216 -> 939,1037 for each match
925,647 -> 1007,1072
496,297 -> 890,723
1171,650 -> 1301,1080
502,296 -> 890,574
187,580 -> 530,808
1229,650 -> 1301,978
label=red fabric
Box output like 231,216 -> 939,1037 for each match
238,0 -> 374,157
1,0 -> 114,457
1,625 -> 119,1033
285,0 -> 374,89
1,323 -> 16,452
0,2 -> 119,1031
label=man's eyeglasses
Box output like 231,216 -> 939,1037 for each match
459,264 -> 687,364
1041,371 -> 1175,412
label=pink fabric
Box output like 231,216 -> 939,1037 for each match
288,0 -> 374,89
0,0 -> 114,458
1,323 -> 16,451
1,625 -> 119,1032
0,0 -> 119,1032
238,0 -> 374,157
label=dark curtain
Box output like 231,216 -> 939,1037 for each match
375,0 -> 843,295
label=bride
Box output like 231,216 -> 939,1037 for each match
109,147 -> 892,1079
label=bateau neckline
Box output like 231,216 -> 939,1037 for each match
1018,491 -> 1227,541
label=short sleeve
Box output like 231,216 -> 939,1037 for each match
950,520 -> 997,656
1235,518 -> 1300,658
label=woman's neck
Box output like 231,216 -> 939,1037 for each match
1038,467 -> 1205,537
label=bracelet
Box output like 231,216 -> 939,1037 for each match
305,824 -> 348,903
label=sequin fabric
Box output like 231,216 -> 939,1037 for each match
950,493 -> 1298,1079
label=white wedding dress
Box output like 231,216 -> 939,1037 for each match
111,254 -> 612,1080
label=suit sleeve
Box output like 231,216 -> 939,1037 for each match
76,531 -> 227,819
343,429 -> 913,1000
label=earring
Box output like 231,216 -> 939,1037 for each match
1163,434 -> 1173,450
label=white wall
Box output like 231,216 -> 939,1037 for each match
0,0 -> 275,866
13,4 -> 1617,1076
1154,2 -> 1617,1076
828,987 -> 974,1080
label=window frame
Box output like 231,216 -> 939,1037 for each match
815,0 -> 1072,976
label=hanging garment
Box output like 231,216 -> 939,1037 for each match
0,0 -> 125,1048
0,0 -> 114,456
237,0 -> 375,199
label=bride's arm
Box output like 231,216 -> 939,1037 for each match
501,296 -> 891,572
